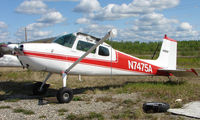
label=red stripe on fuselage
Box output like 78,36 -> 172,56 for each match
23,50 -> 162,75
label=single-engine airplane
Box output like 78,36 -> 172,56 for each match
0,29 -> 198,103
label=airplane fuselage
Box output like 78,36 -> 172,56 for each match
18,42 -> 162,76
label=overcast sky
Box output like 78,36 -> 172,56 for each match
0,0 -> 200,43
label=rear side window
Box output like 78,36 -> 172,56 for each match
99,46 -> 109,56
77,40 -> 96,53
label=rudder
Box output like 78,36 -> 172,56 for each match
156,35 -> 177,70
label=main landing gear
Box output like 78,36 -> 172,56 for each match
32,72 -> 74,103
56,72 -> 73,103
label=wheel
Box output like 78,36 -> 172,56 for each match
57,87 -> 73,103
32,82 -> 50,95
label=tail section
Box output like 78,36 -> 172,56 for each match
156,35 -> 177,70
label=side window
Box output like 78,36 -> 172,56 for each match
99,46 -> 109,56
76,40 -> 96,53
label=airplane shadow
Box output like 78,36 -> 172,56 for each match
0,80 -> 185,103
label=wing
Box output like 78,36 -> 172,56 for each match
65,29 -> 117,74
157,69 -> 198,77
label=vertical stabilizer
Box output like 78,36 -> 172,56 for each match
156,35 -> 177,70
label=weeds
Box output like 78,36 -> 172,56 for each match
0,105 -> 11,109
123,99 -> 134,105
87,112 -> 104,120
58,108 -> 68,116
73,96 -> 82,101
58,108 -> 68,113
4,98 -> 20,102
13,108 -> 35,115
114,81 -> 200,107
95,96 -> 112,102
39,115 -> 46,119
66,114 -> 78,120
66,112 -> 104,120
112,109 -> 135,119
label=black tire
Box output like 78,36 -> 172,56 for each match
57,87 -> 73,103
143,102 -> 170,113
32,82 -> 49,95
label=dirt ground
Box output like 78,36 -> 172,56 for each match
0,67 -> 199,120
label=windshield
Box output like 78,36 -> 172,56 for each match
53,34 -> 76,48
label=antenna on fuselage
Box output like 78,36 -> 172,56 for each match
151,41 -> 160,59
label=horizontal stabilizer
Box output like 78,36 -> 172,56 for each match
157,69 -> 198,77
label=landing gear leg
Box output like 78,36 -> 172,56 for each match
57,72 -> 73,103
32,72 -> 52,95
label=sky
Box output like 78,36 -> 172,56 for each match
0,0 -> 200,43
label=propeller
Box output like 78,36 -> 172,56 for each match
0,44 -> 9,57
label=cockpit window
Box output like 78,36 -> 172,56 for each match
54,34 -> 76,48
77,40 -> 96,53
99,46 -> 109,56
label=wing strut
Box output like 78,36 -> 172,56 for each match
65,29 -> 117,74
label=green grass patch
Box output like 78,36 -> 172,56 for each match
95,96 -> 112,102
4,98 -> 20,102
0,105 -> 11,109
13,108 -> 35,115
73,96 -> 82,101
58,108 -> 68,116
58,108 -> 68,113
112,109 -> 135,119
87,112 -> 104,120
123,99 -> 134,105
39,115 -> 46,119
66,114 -> 78,120
114,81 -> 200,107
177,57 -> 200,68
66,112 -> 104,120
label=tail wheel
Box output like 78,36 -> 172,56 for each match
32,82 -> 49,95
57,87 -> 73,103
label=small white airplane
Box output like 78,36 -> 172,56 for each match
0,29 -> 198,103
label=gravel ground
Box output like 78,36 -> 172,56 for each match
0,93 -> 138,120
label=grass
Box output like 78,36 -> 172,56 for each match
66,112 -> 104,120
39,115 -> 46,119
177,57 -> 200,68
58,108 -> 68,116
0,105 -> 11,109
95,96 -> 113,102
114,81 -> 200,107
4,98 -> 20,102
73,96 -> 82,101
123,99 -> 134,105
13,108 -> 35,115
87,112 -> 104,120
58,108 -> 68,113
112,109 -> 135,119
66,114 -> 78,120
